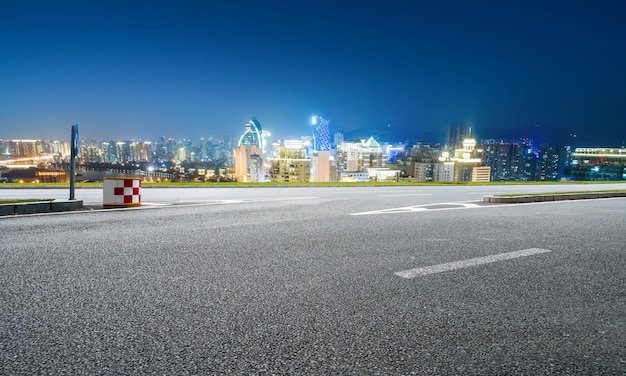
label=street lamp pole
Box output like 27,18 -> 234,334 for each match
70,124 -> 78,200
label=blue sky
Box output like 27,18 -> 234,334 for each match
1,0 -> 625,146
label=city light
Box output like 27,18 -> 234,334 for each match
2,122 -> 624,183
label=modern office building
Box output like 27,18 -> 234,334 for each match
234,144 -> 263,182
4,140 -> 41,157
269,140 -> 310,182
387,141 -> 441,181
333,128 -> 344,149
360,136 -> 386,169
440,138 -> 487,182
447,123 -> 472,152
115,142 -> 131,163
129,141 -> 153,162
234,118 -> 267,182
538,144 -> 571,181
336,142 -> 361,175
311,150 -> 337,182
334,136 -> 387,181
480,139 -> 538,181
570,147 -> 626,180
238,118 -> 264,151
311,115 -> 331,151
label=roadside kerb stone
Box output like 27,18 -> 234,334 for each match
51,200 -> 83,212
553,194 -> 579,201
14,202 -> 51,214
0,200 -> 83,216
0,204 -> 14,216
599,192 -> 623,198
485,191 -> 626,204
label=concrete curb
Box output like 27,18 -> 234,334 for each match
0,200 -> 83,216
483,191 -> 626,203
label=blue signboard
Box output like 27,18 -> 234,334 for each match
72,124 -> 79,157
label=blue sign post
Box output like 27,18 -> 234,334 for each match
70,124 -> 78,200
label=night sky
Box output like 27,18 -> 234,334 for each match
1,0 -> 625,146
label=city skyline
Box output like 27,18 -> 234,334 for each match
1,117 -> 622,150
1,1 -> 625,146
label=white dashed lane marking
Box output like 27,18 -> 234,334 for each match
395,248 -> 552,278
377,193 -> 433,197
351,201 -> 481,215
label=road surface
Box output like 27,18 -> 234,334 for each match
1,184 -> 625,374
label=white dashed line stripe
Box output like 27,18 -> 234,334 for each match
378,193 -> 433,197
351,201 -> 481,215
395,248 -> 552,278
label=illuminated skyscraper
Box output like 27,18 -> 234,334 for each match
235,118 -> 266,182
480,139 -> 537,181
238,118 -> 263,150
447,123 -> 472,151
311,115 -> 331,151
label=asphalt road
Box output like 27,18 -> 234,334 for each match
1,184 -> 625,375
1,182 -> 626,206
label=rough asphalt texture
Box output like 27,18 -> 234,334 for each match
1,186 -> 625,375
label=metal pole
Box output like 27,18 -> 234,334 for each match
70,124 -> 76,200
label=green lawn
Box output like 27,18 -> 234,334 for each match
496,189 -> 626,197
0,199 -> 53,204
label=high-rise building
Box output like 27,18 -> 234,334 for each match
336,142 -> 361,176
234,144 -> 263,182
439,138 -> 487,182
269,140 -> 310,182
447,123 -> 472,152
311,150 -> 335,182
177,146 -> 187,162
238,118 -> 263,150
480,139 -> 537,181
116,142 -> 130,163
386,141 -> 441,181
360,136 -> 386,169
334,136 -> 387,180
199,138 -> 208,161
9,140 -> 40,157
129,141 -> 153,162
234,118 -> 267,182
100,142 -> 111,163
333,128 -> 344,149
311,115 -> 331,151
539,144 -> 569,181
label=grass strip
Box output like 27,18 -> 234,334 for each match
496,190 -> 626,197
0,199 -> 54,204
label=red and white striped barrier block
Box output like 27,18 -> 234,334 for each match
103,178 -> 142,207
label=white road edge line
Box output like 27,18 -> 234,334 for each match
395,248 -> 552,278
